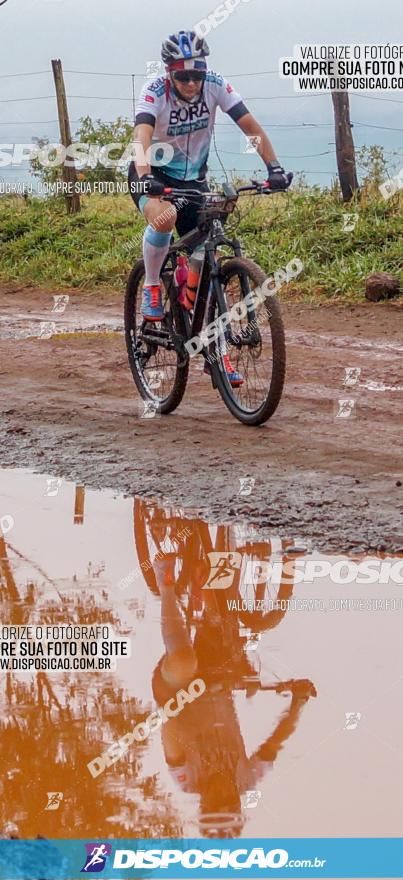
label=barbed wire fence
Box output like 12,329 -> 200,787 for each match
1,64 -> 402,200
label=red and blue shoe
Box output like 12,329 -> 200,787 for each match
140,284 -> 164,321
204,354 -> 244,388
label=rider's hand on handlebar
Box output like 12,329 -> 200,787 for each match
264,162 -> 293,192
138,174 -> 166,197
275,678 -> 317,699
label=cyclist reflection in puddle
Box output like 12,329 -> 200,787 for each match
150,541 -> 317,838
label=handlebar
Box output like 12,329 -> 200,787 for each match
160,173 -> 293,203
237,172 -> 293,194
215,678 -> 317,697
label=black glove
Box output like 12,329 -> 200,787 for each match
275,678 -> 317,699
264,162 -> 292,191
138,173 -> 165,196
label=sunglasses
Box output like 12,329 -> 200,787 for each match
172,71 -> 206,84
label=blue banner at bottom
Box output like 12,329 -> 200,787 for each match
0,838 -> 402,879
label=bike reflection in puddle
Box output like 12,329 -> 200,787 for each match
136,498 -> 317,837
0,478 -> 315,841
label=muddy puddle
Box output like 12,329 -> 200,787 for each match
0,314 -> 122,341
287,329 -> 403,360
1,468 -> 402,840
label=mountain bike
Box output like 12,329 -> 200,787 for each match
134,499 -> 316,703
133,497 -> 305,634
124,179 -> 291,426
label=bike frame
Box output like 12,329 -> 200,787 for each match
166,219 -> 243,346
139,183 -> 271,363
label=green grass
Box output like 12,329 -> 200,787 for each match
0,186 -> 402,303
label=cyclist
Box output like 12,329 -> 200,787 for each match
148,553 -> 316,837
150,552 -> 316,837
128,30 -> 291,387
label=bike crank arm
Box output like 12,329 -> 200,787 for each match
140,322 -> 189,363
139,322 -> 172,346
228,327 -> 262,348
139,332 -> 173,350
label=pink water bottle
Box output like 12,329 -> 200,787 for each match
174,255 -> 189,304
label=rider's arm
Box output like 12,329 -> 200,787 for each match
251,681 -> 316,765
133,122 -> 153,178
236,113 -> 278,165
133,79 -> 160,178
214,75 -> 279,167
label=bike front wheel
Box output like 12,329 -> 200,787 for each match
124,260 -> 189,415
207,257 -> 286,426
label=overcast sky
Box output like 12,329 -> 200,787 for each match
1,0 -> 402,185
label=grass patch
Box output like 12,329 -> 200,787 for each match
0,187 -> 402,303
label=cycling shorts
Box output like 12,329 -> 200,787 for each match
128,161 -> 210,238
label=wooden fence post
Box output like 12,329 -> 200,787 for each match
331,90 -> 359,202
51,58 -> 80,214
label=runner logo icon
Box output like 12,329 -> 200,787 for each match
81,844 -> 112,873
203,551 -> 242,590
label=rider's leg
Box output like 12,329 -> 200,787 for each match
127,162 -> 177,320
153,553 -> 198,687
140,198 -> 177,320
142,198 -> 177,284
154,555 -> 189,654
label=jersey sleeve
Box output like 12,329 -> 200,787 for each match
215,76 -> 249,122
135,81 -> 159,127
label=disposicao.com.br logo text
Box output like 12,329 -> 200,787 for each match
111,847 -> 326,870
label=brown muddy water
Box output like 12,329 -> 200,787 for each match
1,468 -> 402,841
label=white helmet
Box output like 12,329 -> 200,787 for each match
161,30 -> 210,66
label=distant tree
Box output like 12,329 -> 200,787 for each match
30,115 -> 134,188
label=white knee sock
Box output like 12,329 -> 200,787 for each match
143,225 -> 172,286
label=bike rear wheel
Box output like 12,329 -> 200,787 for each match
124,260 -> 189,415
133,498 -> 190,596
207,257 -> 286,426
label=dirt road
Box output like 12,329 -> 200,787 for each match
1,284 -> 402,552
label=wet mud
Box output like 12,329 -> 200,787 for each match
1,470 -> 402,840
0,284 -> 402,552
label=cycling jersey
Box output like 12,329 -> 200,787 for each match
165,688 -> 274,795
135,71 -> 249,181
152,660 -> 274,796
